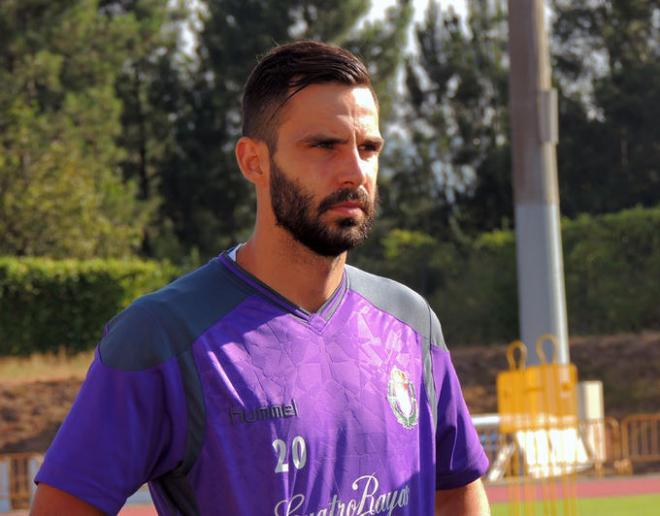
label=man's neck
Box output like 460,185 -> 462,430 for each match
236,231 -> 346,313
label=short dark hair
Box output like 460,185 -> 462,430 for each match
241,40 -> 376,150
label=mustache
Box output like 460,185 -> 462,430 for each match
317,188 -> 372,215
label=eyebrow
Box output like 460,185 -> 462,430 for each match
299,134 -> 385,148
299,134 -> 346,145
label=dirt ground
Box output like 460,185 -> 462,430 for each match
1,332 -> 659,454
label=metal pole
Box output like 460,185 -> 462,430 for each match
507,0 -> 569,364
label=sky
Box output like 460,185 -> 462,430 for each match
367,0 -> 467,23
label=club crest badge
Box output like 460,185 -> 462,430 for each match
387,367 -> 418,429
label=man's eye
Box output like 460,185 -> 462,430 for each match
314,141 -> 336,149
360,143 -> 381,153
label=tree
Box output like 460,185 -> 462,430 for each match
398,0 -> 659,238
552,0 -> 660,217
103,0 -> 190,256
402,0 -> 512,238
0,0 -> 151,258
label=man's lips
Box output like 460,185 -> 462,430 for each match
326,201 -> 365,215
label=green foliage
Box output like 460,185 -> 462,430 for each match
563,206 -> 660,334
0,257 -> 179,355
395,0 -> 658,243
0,0 -> 152,258
110,0 -> 190,256
552,0 -> 660,217
433,229 -> 519,345
401,0 -> 512,237
381,229 -> 444,294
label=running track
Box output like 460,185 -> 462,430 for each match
485,474 -> 660,503
116,475 -> 659,514
6,475 -> 659,514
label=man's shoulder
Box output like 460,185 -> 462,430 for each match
346,265 -> 446,349
100,258 -> 251,370
346,264 -> 428,312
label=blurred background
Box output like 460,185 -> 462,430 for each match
0,0 -> 658,513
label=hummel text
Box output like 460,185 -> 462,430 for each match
230,399 -> 299,424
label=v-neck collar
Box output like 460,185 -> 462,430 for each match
216,251 -> 348,325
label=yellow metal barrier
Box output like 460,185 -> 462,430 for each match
495,336 -> 582,516
497,340 -> 529,434
498,337 -> 579,433
477,416 -> 626,481
489,337 -> 660,483
0,452 -> 42,510
621,413 -> 660,472
497,336 -> 581,470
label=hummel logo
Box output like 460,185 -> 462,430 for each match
229,399 -> 299,424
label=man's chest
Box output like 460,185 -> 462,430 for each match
187,309 -> 435,514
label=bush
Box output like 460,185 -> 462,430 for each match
563,206 -> 660,335
433,230 -> 519,345
0,257 -> 179,356
442,205 -> 660,344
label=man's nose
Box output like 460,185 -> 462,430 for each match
338,146 -> 369,187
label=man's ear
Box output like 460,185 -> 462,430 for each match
235,136 -> 269,185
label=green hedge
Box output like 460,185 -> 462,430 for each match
436,205 -> 660,344
433,229 -> 520,345
562,207 -> 660,335
0,258 -> 179,355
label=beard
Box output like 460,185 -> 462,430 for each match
269,158 -> 377,257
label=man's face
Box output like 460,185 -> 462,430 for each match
268,83 -> 383,257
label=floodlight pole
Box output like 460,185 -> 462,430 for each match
507,0 -> 569,364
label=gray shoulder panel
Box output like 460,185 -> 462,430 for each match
346,265 -> 447,350
428,305 -> 447,351
98,259 -> 251,485
100,259 -> 251,371
347,265 -> 447,431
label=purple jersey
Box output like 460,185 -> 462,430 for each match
36,252 -> 488,515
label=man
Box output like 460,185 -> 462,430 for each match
32,41 -> 490,515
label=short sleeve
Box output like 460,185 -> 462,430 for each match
34,310 -> 189,514
432,346 -> 489,490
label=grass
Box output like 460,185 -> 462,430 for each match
0,350 -> 93,384
491,494 -> 660,516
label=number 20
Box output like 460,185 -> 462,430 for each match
272,436 -> 307,473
